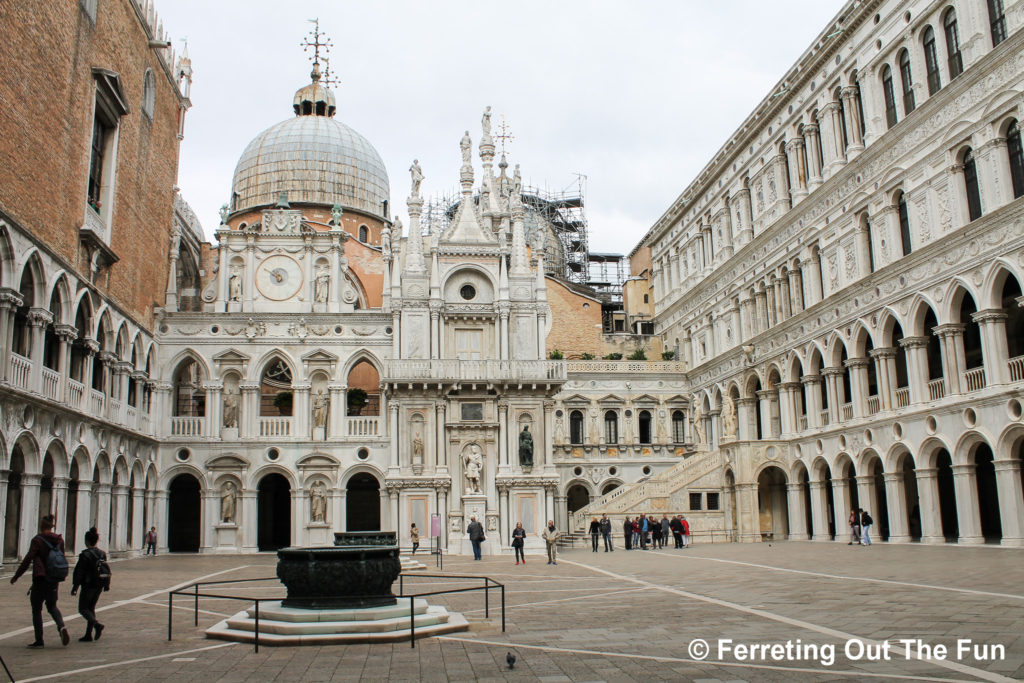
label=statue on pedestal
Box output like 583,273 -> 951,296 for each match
310,481 -> 327,523
412,432 -> 424,464
463,443 -> 483,494
314,267 -> 330,304
721,395 -> 737,439
312,390 -> 329,429
220,481 -> 238,523
460,131 -> 472,164
518,425 -> 534,468
409,159 -> 424,196
228,266 -> 242,302
222,388 -> 238,428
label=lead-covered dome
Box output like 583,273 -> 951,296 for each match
230,66 -> 389,219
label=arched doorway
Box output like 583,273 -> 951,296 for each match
867,456 -> 890,541
566,484 -> 590,531
973,443 -> 1001,542
258,473 -> 292,550
757,466 -> 789,539
601,482 -> 620,496
795,465 -> 813,538
899,453 -> 920,540
346,473 -> 380,532
935,449 -> 958,541
4,448 -> 25,560
167,474 -> 201,552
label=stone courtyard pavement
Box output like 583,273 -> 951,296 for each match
1,542 -> 1022,682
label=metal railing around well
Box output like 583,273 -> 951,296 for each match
167,567 -> 503,652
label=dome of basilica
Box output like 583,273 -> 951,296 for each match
230,67 -> 389,220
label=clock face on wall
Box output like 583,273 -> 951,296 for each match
255,255 -> 303,301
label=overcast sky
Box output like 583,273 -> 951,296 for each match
158,1 -> 843,255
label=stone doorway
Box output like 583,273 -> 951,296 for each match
346,473 -> 381,532
257,473 -> 291,550
168,473 -> 201,552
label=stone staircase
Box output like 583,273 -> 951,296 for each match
572,449 -> 723,528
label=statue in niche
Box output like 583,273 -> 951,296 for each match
220,481 -> 238,524
460,131 -> 472,164
692,403 -> 705,445
656,412 -> 668,443
228,266 -> 242,301
409,159 -> 424,196
463,443 -> 483,494
310,481 -> 328,523
330,203 -> 343,226
312,390 -> 329,429
589,408 -> 599,444
481,106 -> 492,137
412,431 -> 424,464
518,425 -> 534,468
554,414 -> 565,444
222,387 -> 239,428
314,267 -> 330,304
721,395 -> 737,438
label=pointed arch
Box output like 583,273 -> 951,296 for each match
47,273 -> 73,325
0,221 -> 14,289
943,278 -> 980,323
981,260 -> 1024,309
250,348 -> 298,383
16,249 -> 46,308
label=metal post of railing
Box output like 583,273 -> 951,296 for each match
254,600 -> 260,653
409,596 -> 416,649
501,584 -> 506,632
400,574 -> 404,595
484,579 -> 489,618
168,591 -> 173,641
194,584 -> 200,627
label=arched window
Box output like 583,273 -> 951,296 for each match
944,9 -> 963,79
672,410 -> 686,443
988,0 -> 1007,46
569,410 -> 584,445
898,50 -> 915,115
882,65 -> 898,129
358,225 -> 368,243
963,149 -> 982,221
604,410 -> 618,445
923,27 -> 941,95
1007,120 -> 1024,199
638,410 -> 652,445
897,191 -> 912,256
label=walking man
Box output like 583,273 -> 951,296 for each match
588,517 -> 601,552
860,509 -> 873,546
466,516 -> 485,560
145,527 -> 157,555
542,520 -> 560,565
10,514 -> 70,648
70,526 -> 109,642
600,514 -> 614,552
623,517 -> 632,550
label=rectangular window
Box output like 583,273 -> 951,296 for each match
945,15 -> 963,79
461,403 -> 483,421
87,116 -> 110,212
706,492 -> 720,511
689,492 -> 703,511
989,0 -> 1007,46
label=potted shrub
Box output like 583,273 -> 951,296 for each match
548,349 -> 564,360
347,388 -> 368,416
661,350 -> 676,361
628,348 -> 647,360
603,352 -> 623,360
273,391 -> 293,416
580,352 -> 596,360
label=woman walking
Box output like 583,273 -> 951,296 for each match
70,527 -> 109,642
410,523 -> 420,554
512,522 -> 526,565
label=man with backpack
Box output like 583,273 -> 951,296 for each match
71,526 -> 110,642
10,514 -> 70,648
860,509 -> 874,546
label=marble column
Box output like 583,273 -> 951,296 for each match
915,468 -> 944,544
18,473 -> 42,557
934,323 -> 966,395
883,471 -> 910,543
804,123 -> 823,189
840,86 -> 865,155
786,483 -> 809,540
973,309 -> 1009,386
831,477 -> 852,543
951,463 -> 984,544
993,459 -> 1024,546
735,188 -> 754,245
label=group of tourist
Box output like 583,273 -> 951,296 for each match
848,508 -> 875,546
613,513 -> 691,550
9,514 -> 112,648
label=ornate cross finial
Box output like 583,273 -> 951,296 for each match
496,115 -> 515,155
302,18 -> 337,86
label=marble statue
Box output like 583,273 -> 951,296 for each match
693,403 -> 705,445
412,431 -> 424,463
518,425 -> 534,468
409,159 -> 424,196
554,414 -> 565,444
393,216 -> 403,238
722,394 -> 737,438
314,267 -> 330,304
222,387 -> 238,428
312,390 -> 329,429
481,106 -> 492,137
656,412 -> 668,443
219,204 -> 229,224
310,481 -> 327,523
512,164 -> 522,197
460,131 -> 472,164
380,226 -> 391,255
463,443 -> 483,494
228,266 -> 242,301
220,481 -> 238,524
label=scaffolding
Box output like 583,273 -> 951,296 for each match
520,182 -> 589,286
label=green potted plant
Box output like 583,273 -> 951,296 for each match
661,350 -> 676,360
548,349 -> 564,360
580,352 -> 596,360
603,352 -> 623,360
628,348 -> 647,360
273,390 -> 293,416
347,388 -> 368,416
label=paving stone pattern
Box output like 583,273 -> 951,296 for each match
0,543 -> 1021,681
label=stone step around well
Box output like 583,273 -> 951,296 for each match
226,605 -> 451,636
244,599 -> 430,623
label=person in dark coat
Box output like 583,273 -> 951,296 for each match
623,517 -> 632,550
10,514 -> 70,648
511,522 -> 527,564
466,516 -> 485,560
670,516 -> 684,548
660,516 -> 671,549
70,526 -> 107,642
599,514 -> 613,552
588,517 -> 601,552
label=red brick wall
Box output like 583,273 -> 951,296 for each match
0,0 -> 184,328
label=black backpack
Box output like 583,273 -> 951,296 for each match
862,513 -> 873,526
89,548 -> 111,590
39,537 -> 69,582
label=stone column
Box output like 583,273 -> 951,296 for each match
18,473 -> 42,557
840,86 -> 865,155
131,486 -> 145,553
239,382 -> 260,439
76,481 -> 94,543
773,153 -> 791,212
820,102 -> 843,174
993,459 -> 1024,546
738,296 -> 753,340
736,483 -> 760,543
804,123 -> 823,189
899,337 -> 929,404
389,402 -> 400,474
543,400 -> 555,469
855,474 -> 875,519
242,490 -> 258,551
973,309 -> 1009,385
803,252 -> 823,306
883,472 -> 910,543
855,222 -> 872,279
914,468 -> 944,544
934,323 -> 966,395
112,484 -> 129,552
735,397 -> 756,441
785,138 -> 808,203
0,471 -> 8,555
870,347 -> 897,411
93,483 -> 112,554
786,483 -> 809,540
754,288 -> 768,333
27,308 -> 52,394
205,382 -> 222,438
155,490 -> 168,552
831,477 -> 852,543
777,383 -> 799,436
822,368 -> 842,424
844,358 -> 870,418
787,267 -> 803,314
51,477 -> 69,539
802,375 -> 822,428
292,383 -> 310,437
498,401 -> 509,472
328,383 -> 345,439
0,290 -> 23,382
755,390 -> 773,438
951,463 -> 984,544
720,198 -> 735,259
735,188 -> 754,245
54,325 -> 76,404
